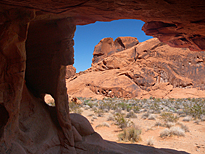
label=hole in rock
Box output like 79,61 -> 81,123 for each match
73,19 -> 153,73
0,104 -> 9,138
44,94 -> 55,106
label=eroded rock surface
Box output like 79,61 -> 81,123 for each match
1,0 -> 205,51
92,37 -> 139,64
67,37 -> 205,99
66,65 -> 76,79
0,1 -> 205,154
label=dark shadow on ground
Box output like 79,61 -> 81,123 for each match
106,140 -> 190,154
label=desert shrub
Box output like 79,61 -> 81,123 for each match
83,99 -> 90,104
165,122 -> 175,128
183,100 -> 205,119
94,109 -> 104,117
155,121 -> 162,126
150,102 -> 160,112
160,127 -> 185,138
194,119 -> 200,124
141,112 -> 150,119
149,96 -> 155,100
170,126 -> 185,137
126,104 -> 132,112
87,102 -> 95,108
183,116 -> 192,122
126,110 -> 137,118
83,105 -> 90,110
114,113 -> 133,129
178,123 -> 189,132
107,114 -> 115,121
168,98 -> 175,103
148,114 -> 156,120
92,115 -> 97,119
118,127 -> 141,142
200,114 -> 205,121
117,102 -> 126,110
147,137 -> 154,146
69,101 -> 83,114
133,106 -> 141,113
95,122 -> 110,128
142,98 -> 148,103
99,100 -> 113,111
160,128 -> 170,138
189,102 -> 205,119
160,112 -> 179,123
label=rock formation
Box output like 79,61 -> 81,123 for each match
92,37 -> 139,64
0,0 -> 205,153
66,65 -> 76,79
67,37 -> 205,99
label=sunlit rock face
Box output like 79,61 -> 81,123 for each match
0,0 -> 205,153
67,37 -> 205,99
92,37 -> 139,64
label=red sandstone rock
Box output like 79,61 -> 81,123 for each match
66,65 -> 76,79
1,1 -> 205,153
70,113 -> 95,137
67,37 -> 205,99
1,0 -> 205,51
92,37 -> 139,64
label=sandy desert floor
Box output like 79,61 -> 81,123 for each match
80,108 -> 205,154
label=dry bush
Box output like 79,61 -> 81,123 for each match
118,126 -> 142,142
148,114 -> 156,120
179,123 -> 189,132
94,109 -> 104,117
160,126 -> 185,138
155,121 -> 162,126
107,114 -> 115,121
160,112 -> 179,123
183,116 -> 192,122
147,137 -> 154,146
114,113 -> 133,129
69,101 -> 83,114
160,128 -> 171,138
165,122 -> 175,128
141,112 -> 150,119
170,126 -> 185,136
95,122 -> 110,128
126,110 -> 137,118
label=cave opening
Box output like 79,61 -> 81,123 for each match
25,18 -> 75,106
24,18 -> 152,104
25,20 -> 60,100
73,19 -> 153,73
44,94 -> 55,106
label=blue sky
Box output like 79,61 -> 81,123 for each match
73,19 -> 153,73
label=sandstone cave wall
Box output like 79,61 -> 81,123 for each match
0,1 -> 205,153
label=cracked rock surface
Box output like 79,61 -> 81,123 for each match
67,37 -> 205,99
0,1 -> 205,153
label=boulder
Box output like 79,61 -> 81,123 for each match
66,65 -> 76,79
92,37 -> 139,64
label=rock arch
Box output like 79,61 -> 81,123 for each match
0,1 -> 204,153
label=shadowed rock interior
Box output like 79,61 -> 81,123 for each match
0,0 -> 204,153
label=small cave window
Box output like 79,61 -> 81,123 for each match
44,94 -> 55,106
